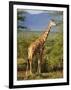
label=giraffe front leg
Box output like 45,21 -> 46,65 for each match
38,58 -> 41,74
40,47 -> 44,64
39,47 -> 44,73
29,61 -> 32,75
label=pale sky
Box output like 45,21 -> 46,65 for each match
24,10 -> 44,14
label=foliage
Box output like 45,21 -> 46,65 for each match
44,33 -> 63,72
17,30 -> 63,72
17,9 -> 27,29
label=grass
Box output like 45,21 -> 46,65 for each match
17,70 -> 63,80
17,58 -> 63,80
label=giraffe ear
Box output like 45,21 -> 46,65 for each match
51,19 -> 55,22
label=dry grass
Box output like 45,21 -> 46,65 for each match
17,58 -> 63,80
17,70 -> 63,80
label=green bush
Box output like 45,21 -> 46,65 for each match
17,30 -> 63,73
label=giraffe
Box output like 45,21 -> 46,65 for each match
26,20 -> 56,77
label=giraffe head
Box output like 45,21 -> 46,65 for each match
49,20 -> 56,27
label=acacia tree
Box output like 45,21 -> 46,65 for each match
17,9 -> 27,29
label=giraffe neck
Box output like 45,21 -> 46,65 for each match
42,23 -> 51,41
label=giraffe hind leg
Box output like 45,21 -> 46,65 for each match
38,47 -> 44,74
25,59 -> 29,79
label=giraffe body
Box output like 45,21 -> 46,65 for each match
26,20 -> 56,76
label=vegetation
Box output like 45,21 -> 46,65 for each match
17,29 -> 63,80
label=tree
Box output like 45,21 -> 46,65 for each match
17,9 -> 27,29
44,32 -> 63,72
